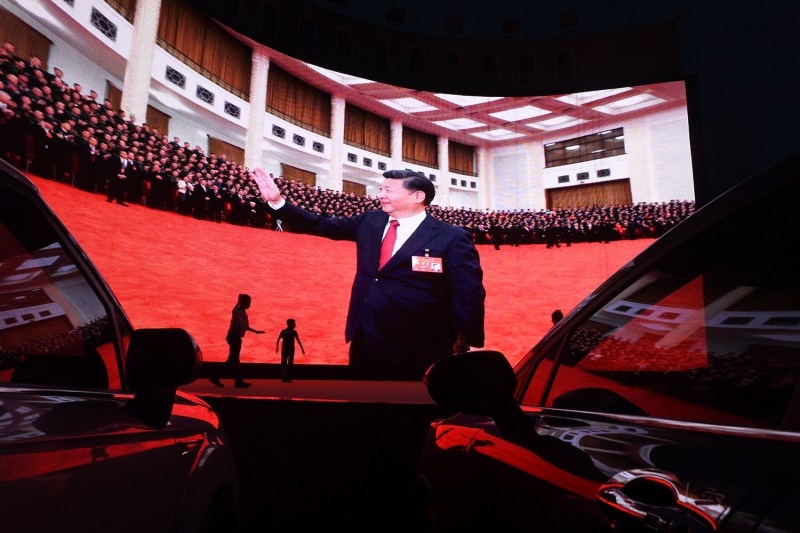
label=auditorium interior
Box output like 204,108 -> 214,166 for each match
1,0 -> 798,530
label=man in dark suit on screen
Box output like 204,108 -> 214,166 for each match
104,148 -> 127,205
251,166 -> 486,379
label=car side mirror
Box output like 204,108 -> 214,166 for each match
126,328 -> 202,429
424,350 -> 517,416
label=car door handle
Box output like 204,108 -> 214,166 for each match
595,469 -> 730,532
177,439 -> 204,456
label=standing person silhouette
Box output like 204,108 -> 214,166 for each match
251,166 -> 486,380
276,318 -> 305,382
488,223 -> 504,250
209,293 -> 264,388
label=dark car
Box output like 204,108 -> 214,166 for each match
0,158 -> 239,533
415,149 -> 800,532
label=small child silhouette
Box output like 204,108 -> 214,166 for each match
276,318 -> 305,382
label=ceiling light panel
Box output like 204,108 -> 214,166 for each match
488,105 -> 549,122
379,98 -> 438,113
593,94 -> 666,115
306,63 -> 374,85
527,117 -> 587,130
432,118 -> 486,130
470,129 -> 526,141
556,87 -> 632,105
434,94 -> 504,107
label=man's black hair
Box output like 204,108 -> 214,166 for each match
382,169 -> 435,205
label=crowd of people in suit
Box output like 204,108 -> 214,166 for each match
0,42 -> 696,246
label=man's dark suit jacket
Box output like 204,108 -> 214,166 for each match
192,184 -> 211,219
74,138 -> 100,191
272,201 -> 486,375
102,152 -> 124,202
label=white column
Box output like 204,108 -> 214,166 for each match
324,94 -> 345,191
436,136 -> 450,207
120,0 -> 161,123
390,120 -> 403,170
244,46 -> 269,169
478,146 -> 491,209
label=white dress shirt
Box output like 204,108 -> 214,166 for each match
383,210 -> 427,256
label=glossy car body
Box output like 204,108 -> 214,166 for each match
415,150 -> 800,532
0,159 -> 239,532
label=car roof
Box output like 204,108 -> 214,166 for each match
0,158 -> 39,195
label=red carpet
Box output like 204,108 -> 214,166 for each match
29,175 -> 652,366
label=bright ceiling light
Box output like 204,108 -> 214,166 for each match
527,117 -> 587,130
470,129 -> 525,141
306,63 -> 374,86
432,118 -> 486,130
488,105 -> 549,122
556,87 -> 632,105
378,98 -> 438,113
594,94 -> 666,114
434,94 -> 503,107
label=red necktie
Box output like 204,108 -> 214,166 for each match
378,220 -> 399,270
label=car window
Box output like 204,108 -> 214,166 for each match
523,176 -> 800,430
0,185 -> 121,390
